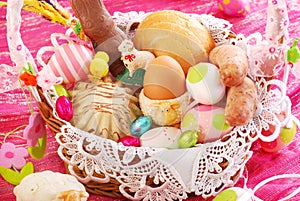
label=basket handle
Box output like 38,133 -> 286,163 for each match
36,46 -> 57,69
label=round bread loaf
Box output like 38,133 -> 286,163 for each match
133,10 -> 215,75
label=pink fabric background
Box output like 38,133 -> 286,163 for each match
1,0 -> 300,200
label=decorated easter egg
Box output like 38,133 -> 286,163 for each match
181,105 -> 232,143
259,122 -> 297,153
217,0 -> 250,17
186,63 -> 225,105
143,56 -> 186,100
178,130 -> 198,148
140,127 -> 182,148
56,96 -> 73,121
130,116 -> 152,136
48,43 -> 94,84
118,136 -> 141,147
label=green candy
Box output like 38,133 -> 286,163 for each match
280,122 -> 297,143
178,130 -> 198,149
213,189 -> 237,201
54,84 -> 70,98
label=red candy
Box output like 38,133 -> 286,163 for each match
118,136 -> 140,147
56,96 -> 73,121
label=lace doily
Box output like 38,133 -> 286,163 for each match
50,75 -> 291,200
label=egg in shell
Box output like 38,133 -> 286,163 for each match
181,105 -> 232,143
143,55 -> 186,100
140,127 -> 182,148
186,62 -> 225,105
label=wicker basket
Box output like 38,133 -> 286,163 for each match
34,11 -> 261,200
7,0 -> 296,200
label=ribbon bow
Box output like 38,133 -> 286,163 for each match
124,54 -> 136,62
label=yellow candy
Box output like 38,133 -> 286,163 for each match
89,58 -> 109,78
94,51 -> 110,63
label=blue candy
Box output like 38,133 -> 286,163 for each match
130,116 -> 152,136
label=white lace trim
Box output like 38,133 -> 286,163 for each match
52,76 -> 291,200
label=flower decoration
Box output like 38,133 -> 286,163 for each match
36,67 -> 63,90
0,142 -> 28,169
19,71 -> 37,86
23,113 -> 46,147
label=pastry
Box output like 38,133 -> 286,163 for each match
133,10 -> 215,74
71,81 -> 142,141
13,171 -> 88,201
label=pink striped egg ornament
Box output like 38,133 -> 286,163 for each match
47,43 -> 94,84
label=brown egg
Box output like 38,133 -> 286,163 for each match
143,55 -> 186,100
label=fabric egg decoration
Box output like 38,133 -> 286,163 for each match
47,43 -> 94,84
181,105 -> 232,143
258,122 -> 297,153
143,55 -> 186,100
217,0 -> 250,17
140,127 -> 182,149
186,63 -> 225,105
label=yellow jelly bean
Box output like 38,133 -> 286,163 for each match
94,51 -> 110,63
89,58 -> 109,78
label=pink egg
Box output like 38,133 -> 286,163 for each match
217,0 -> 250,17
118,136 -> 141,147
47,43 -> 94,84
56,96 -> 73,121
181,105 -> 232,143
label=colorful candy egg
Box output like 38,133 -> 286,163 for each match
186,63 -> 225,105
130,116 -> 152,136
118,136 -> 141,147
178,130 -> 198,149
56,96 -> 73,121
259,122 -> 297,153
217,0 -> 250,17
181,105 -> 232,143
140,127 -> 182,148
47,43 -> 94,84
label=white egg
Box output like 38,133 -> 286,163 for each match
186,63 -> 225,105
140,127 -> 182,148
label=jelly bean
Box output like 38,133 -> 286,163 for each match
56,96 -> 73,121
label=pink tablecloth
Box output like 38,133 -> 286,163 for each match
1,0 -> 300,200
